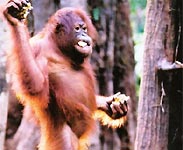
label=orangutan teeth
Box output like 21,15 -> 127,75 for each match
78,41 -> 87,47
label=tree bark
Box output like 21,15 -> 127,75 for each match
88,0 -> 136,150
114,1 -> 136,149
88,1 -> 117,149
135,0 -> 170,149
135,0 -> 182,149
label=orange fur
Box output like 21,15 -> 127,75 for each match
5,7 -> 98,150
4,4 -> 127,149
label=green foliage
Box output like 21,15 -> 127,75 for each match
130,0 -> 146,13
130,0 -> 146,33
129,0 -> 146,91
92,7 -> 100,21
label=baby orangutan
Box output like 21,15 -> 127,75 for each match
3,0 -> 129,149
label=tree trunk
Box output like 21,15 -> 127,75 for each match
135,0 -> 182,149
32,0 -> 59,33
114,1 -> 136,149
88,0 -> 120,149
88,0 -> 136,150
167,0 -> 182,149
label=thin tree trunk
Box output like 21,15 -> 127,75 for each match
88,0 -> 119,149
114,1 -> 136,149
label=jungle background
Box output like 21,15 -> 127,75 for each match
0,0 -> 182,150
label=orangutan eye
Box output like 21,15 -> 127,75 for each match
83,26 -> 87,32
75,26 -> 80,32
